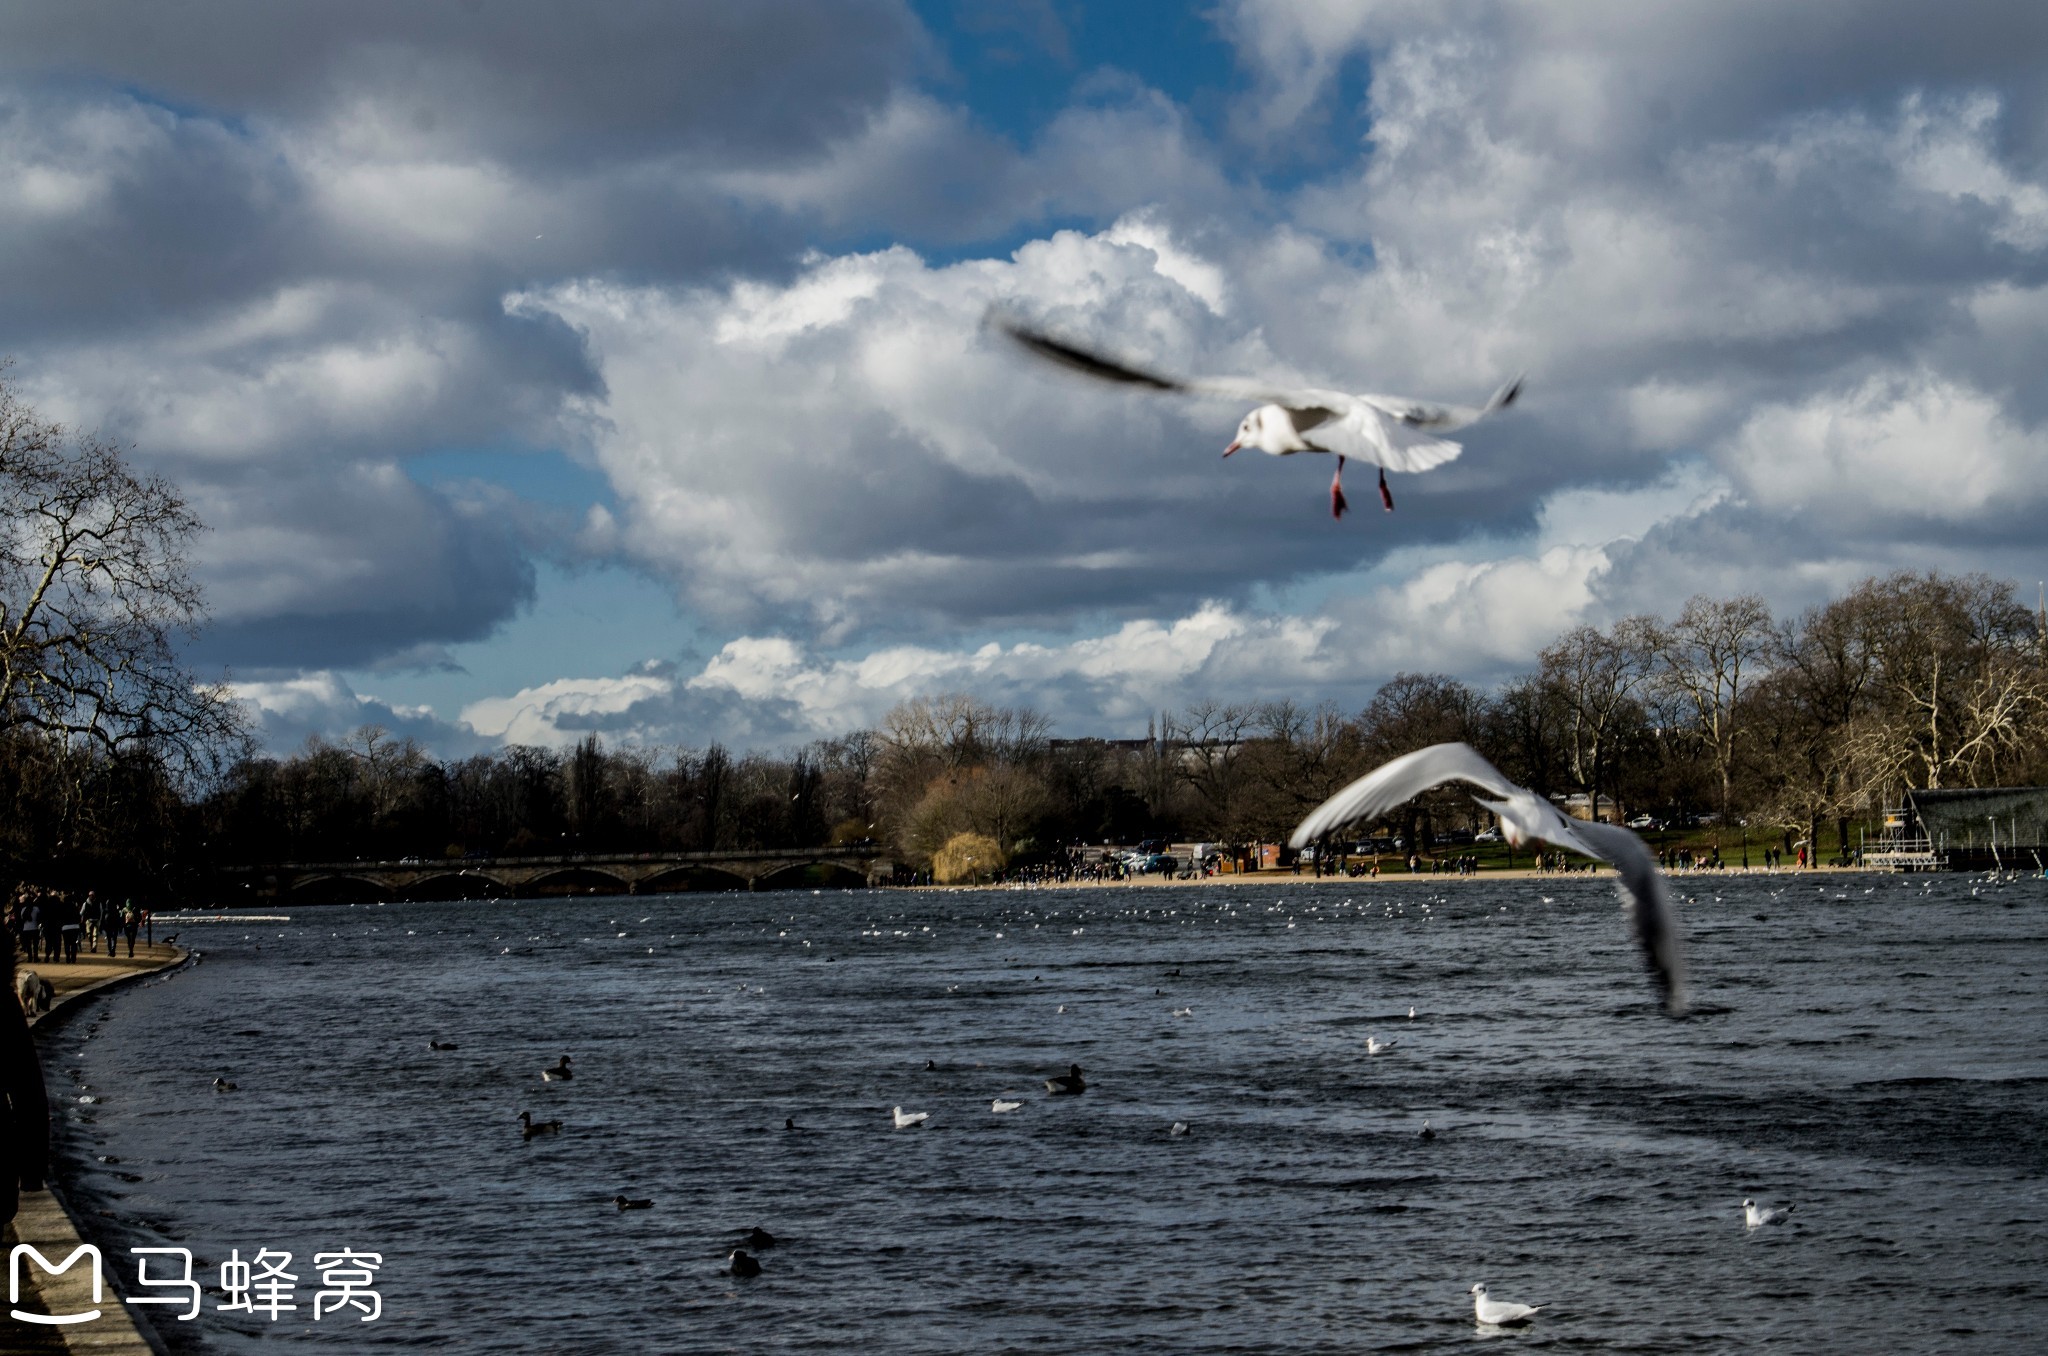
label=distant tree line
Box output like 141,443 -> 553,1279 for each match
182,570 -> 2048,877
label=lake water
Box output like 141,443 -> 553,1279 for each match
41,872 -> 2048,1353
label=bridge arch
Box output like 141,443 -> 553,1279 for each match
639,865 -> 750,895
399,872 -> 511,902
523,867 -> 633,898
753,861 -> 871,892
287,874 -> 393,904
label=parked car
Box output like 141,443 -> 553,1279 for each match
1626,815 -> 1663,831
1474,828 -> 1502,844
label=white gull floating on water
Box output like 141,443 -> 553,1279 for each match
1291,742 -> 1688,1015
1743,1198 -> 1794,1227
892,1106 -> 929,1129
1470,1283 -> 1544,1326
991,312 -> 1520,519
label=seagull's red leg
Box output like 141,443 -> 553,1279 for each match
1379,466 -> 1394,512
1330,454 -> 1348,519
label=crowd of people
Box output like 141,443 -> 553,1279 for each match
6,885 -> 151,964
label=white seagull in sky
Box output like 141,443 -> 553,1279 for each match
992,312 -> 1520,519
1470,1283 -> 1544,1326
1290,742 -> 1688,1015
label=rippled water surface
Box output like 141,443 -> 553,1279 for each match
44,873 -> 2048,1353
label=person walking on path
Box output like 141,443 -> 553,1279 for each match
18,901 -> 40,965
56,894 -> 81,964
121,902 -> 140,959
0,937 -> 50,1226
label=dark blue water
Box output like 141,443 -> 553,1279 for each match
43,874 -> 2048,1353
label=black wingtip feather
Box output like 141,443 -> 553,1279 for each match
987,310 -> 1185,392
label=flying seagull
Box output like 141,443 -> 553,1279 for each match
990,312 -> 1520,519
1289,742 -> 1687,1015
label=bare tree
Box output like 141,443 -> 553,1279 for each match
0,372 -> 242,772
1539,620 -> 1658,823
1654,594 -> 1774,823
1850,572 -> 2046,791
1245,698 -> 1364,834
1164,700 -> 1255,837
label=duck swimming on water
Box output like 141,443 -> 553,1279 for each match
1045,1064 -> 1086,1095
542,1055 -> 573,1081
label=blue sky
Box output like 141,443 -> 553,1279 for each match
3,0 -> 2045,755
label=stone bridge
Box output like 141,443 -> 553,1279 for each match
220,847 -> 899,904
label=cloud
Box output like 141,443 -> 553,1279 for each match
11,1 -> 2048,755
230,672 -> 491,756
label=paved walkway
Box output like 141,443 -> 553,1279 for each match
6,939 -> 186,1356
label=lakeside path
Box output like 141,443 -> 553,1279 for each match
910,863 -> 1883,888
6,941 -> 187,1356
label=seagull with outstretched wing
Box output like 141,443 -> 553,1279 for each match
1289,742 -> 1687,1015
991,312 -> 1520,519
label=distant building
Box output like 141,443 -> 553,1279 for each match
1551,793 -> 1623,824
1905,787 -> 2048,850
1891,786 -> 2048,870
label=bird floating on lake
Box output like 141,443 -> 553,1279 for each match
992,311 -> 1520,519
1420,1120 -> 1436,1140
892,1106 -> 930,1129
991,1099 -> 1023,1113
727,1249 -> 762,1278
1366,1036 -> 1396,1055
1045,1064 -> 1087,1095
519,1111 -> 562,1139
613,1195 -> 652,1211
1169,1121 -> 1190,1136
1743,1198 -> 1794,1228
1291,742 -> 1688,1015
1470,1282 -> 1543,1326
429,1040 -> 458,1051
542,1055 -> 573,1081
742,1226 -> 777,1250
211,1077 -> 236,1092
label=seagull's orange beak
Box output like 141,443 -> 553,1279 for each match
1223,440 -> 1240,457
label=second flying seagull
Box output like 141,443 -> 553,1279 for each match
992,313 -> 1520,519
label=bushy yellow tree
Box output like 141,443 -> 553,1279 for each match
932,831 -> 1003,884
